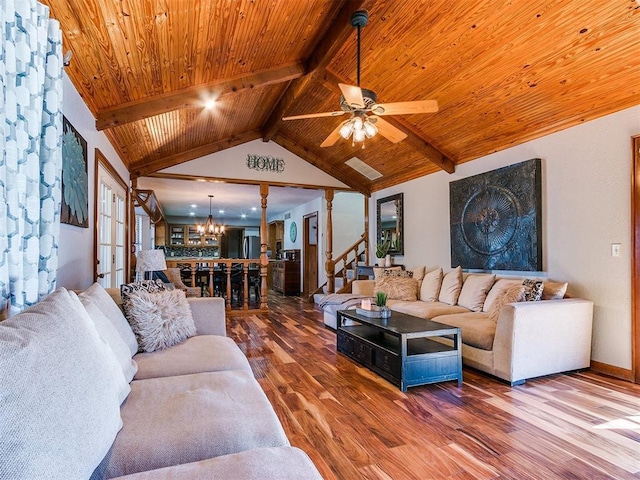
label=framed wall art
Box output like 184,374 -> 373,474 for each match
449,158 -> 542,271
61,116 -> 89,228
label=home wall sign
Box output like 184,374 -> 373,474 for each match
449,158 -> 542,271
246,154 -> 285,173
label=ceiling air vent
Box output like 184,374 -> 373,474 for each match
284,213 -> 291,220
345,157 -> 383,180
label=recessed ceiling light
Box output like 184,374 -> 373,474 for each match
190,204 -> 197,208
251,207 -> 257,211
189,212 -> 195,216
241,214 -> 247,219
218,210 -> 224,214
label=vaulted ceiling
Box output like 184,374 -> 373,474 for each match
43,0 -> 640,195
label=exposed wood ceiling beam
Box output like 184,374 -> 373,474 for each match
262,0 -> 376,142
319,71 -> 456,174
130,130 -> 262,179
273,133 -> 370,196
96,62 -> 306,131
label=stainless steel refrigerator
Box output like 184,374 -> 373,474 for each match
242,236 -> 261,259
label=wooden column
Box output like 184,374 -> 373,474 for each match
260,183 -> 269,311
364,194 -> 370,264
129,178 -> 137,282
325,189 -> 335,294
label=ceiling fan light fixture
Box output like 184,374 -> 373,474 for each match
339,121 -> 354,139
364,120 -> 377,138
353,128 -> 366,143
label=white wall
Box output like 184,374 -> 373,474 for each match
162,139 -> 348,188
279,191 -> 365,290
372,105 -> 640,370
57,75 -> 128,290
331,192 -> 366,261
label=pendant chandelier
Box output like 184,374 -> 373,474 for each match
197,195 -> 225,236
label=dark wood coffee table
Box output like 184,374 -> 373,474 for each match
336,309 -> 462,391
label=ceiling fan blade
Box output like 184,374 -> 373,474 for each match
338,83 -> 365,109
371,100 -> 439,116
320,121 -> 347,148
282,111 -> 346,121
374,117 -> 408,143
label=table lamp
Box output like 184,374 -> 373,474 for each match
136,250 -> 167,281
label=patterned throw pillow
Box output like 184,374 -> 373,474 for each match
121,280 -> 167,326
521,279 -> 544,301
123,289 -> 196,352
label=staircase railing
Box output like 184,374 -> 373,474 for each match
308,233 -> 367,301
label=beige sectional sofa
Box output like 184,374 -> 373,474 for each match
325,267 -> 594,386
0,284 -> 322,480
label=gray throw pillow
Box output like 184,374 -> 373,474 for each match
78,294 -> 138,383
80,282 -> 139,356
0,288 -> 124,480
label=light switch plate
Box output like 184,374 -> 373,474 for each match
611,243 -> 621,257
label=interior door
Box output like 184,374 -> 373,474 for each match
95,151 -> 128,288
303,212 -> 318,295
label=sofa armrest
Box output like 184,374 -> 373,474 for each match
352,280 -> 375,295
187,297 -> 227,336
493,299 -> 593,384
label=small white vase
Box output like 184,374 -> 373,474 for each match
377,258 -> 385,267
385,254 -> 391,267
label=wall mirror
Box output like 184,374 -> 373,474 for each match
377,193 -> 403,255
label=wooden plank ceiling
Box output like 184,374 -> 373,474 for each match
44,0 -> 640,195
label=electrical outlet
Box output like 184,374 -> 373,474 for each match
611,243 -> 621,257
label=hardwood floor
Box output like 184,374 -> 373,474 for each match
227,295 -> 640,480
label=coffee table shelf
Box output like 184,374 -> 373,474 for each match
337,310 -> 462,391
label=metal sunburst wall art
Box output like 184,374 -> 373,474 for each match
449,159 -> 542,271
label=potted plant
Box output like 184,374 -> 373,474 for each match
375,234 -> 390,267
374,291 -> 391,318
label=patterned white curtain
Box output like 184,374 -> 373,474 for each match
0,0 -> 63,317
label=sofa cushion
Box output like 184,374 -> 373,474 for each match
542,280 -> 568,300
482,278 -> 523,313
410,266 -> 426,283
79,295 -> 138,383
109,447 -> 323,480
0,288 -> 125,480
125,289 -> 197,353
457,274 -> 496,312
133,335 -> 252,380
488,284 -> 525,322
434,312 -> 496,350
419,268 -> 443,302
522,279 -> 544,301
438,266 -> 462,305
80,283 -> 139,356
104,371 -> 289,478
388,300 -> 470,319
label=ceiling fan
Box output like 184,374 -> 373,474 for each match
282,10 -> 439,148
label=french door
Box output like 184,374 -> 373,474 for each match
95,150 -> 128,288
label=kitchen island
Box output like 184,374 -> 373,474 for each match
166,258 -> 266,312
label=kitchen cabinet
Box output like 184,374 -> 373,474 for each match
267,221 -> 284,258
168,224 -> 222,248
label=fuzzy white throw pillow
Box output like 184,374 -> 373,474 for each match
124,289 -> 196,352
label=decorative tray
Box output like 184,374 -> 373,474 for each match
355,307 -> 391,318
